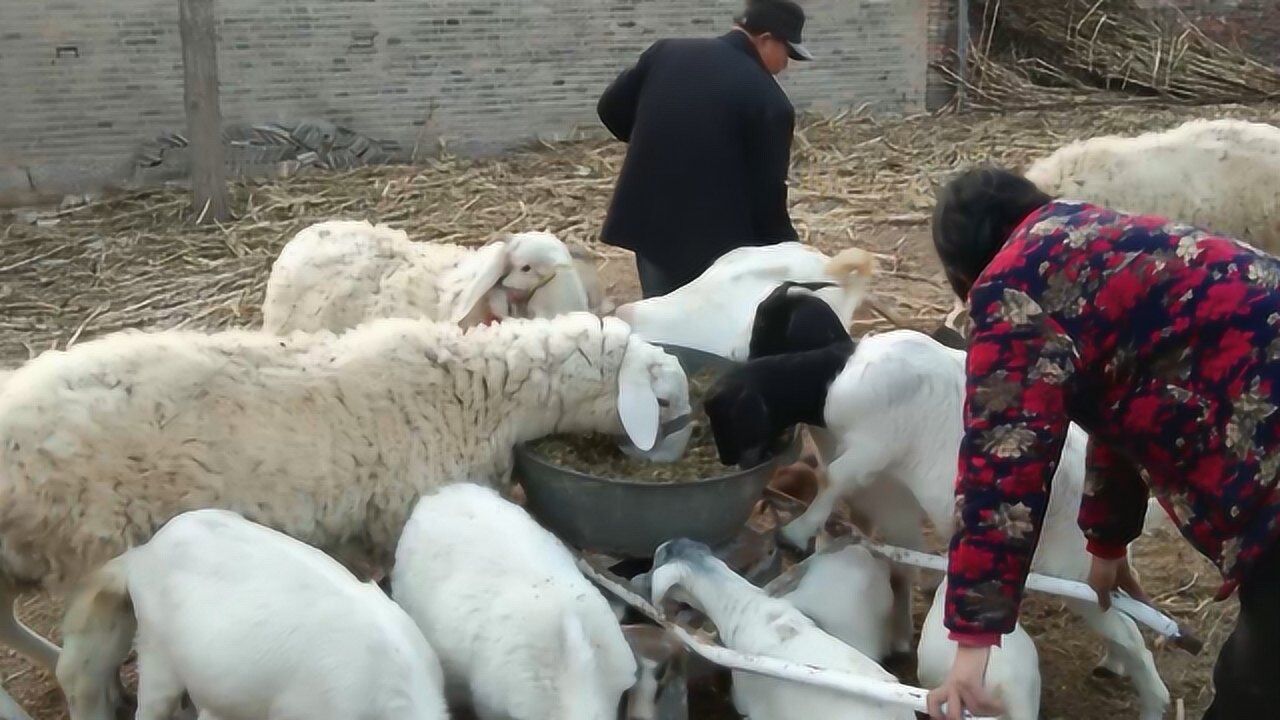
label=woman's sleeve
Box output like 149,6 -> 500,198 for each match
944,285 -> 1079,644
1078,439 -> 1150,559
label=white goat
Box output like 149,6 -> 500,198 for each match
1024,118 -> 1280,254
57,508 -> 449,720
917,579 -> 1041,720
392,484 -> 636,720
762,536 -> 895,663
261,220 -> 590,334
0,313 -> 688,683
774,330 -> 1169,719
650,538 -> 914,720
614,242 -> 875,361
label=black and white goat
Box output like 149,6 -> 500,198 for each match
704,299 -> 1170,718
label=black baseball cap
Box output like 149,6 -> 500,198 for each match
737,0 -> 813,61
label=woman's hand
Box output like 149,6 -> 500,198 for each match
926,644 -> 1004,720
1087,554 -> 1152,611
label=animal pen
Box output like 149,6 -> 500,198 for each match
3,1 -> 1280,719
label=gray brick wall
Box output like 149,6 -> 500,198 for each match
1,0 -> 928,205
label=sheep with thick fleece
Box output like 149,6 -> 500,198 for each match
392,484 -> 636,720
614,242 -> 875,362
1024,118 -> 1280,253
649,538 -> 914,720
56,508 -> 449,720
707,329 -> 1170,719
0,313 -> 688,682
261,220 -> 590,334
918,579 -> 1040,720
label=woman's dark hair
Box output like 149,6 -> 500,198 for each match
932,166 -> 1052,299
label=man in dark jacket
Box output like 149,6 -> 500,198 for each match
596,0 -> 811,297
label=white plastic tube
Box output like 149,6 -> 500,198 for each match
577,556 -> 999,720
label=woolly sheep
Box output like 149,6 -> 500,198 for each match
917,579 -> 1041,720
614,242 -> 875,361
0,313 -> 689,680
649,538 -> 914,720
762,535 -> 895,663
56,508 -> 449,720
392,484 -> 636,720
1024,118 -> 1280,254
261,220 -> 591,334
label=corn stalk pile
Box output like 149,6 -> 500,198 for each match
941,0 -> 1280,110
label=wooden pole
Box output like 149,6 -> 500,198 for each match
179,0 -> 229,223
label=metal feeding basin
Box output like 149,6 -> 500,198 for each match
514,344 -> 799,558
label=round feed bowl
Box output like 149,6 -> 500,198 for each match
515,343 -> 798,558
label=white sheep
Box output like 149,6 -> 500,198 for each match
649,538 -> 914,720
917,579 -> 1041,720
0,313 -> 689,681
392,484 -> 636,720
762,535 -> 895,663
1024,118 -> 1280,254
56,508 -> 449,720
614,242 -> 875,362
772,330 -> 1169,719
261,220 -> 591,334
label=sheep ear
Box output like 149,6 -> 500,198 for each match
448,241 -> 509,324
618,343 -> 661,452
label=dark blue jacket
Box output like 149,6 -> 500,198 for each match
597,31 -> 799,280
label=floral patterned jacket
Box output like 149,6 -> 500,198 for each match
945,200 -> 1280,645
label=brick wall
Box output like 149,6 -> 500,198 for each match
0,0 -> 928,205
926,0 -> 957,110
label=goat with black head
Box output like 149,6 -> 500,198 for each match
748,281 -> 854,359
706,288 -> 856,468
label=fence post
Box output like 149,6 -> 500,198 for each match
179,0 -> 230,223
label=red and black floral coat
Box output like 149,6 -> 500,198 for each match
945,200 -> 1280,645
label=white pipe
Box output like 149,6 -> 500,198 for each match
864,542 -> 1201,652
577,557 -> 998,720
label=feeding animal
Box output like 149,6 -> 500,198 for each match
392,484 -> 636,720
261,220 -> 591,334
614,242 -> 874,361
1024,118 -> 1280,254
705,327 -> 1171,718
56,509 -> 449,720
649,538 -> 914,720
0,313 -> 688,690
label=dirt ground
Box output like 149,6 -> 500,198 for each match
2,103 -> 1272,718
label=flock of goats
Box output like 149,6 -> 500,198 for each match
0,116 -> 1277,720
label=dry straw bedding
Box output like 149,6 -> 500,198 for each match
2,103 -> 1280,718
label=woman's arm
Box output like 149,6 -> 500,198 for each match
1079,439 -> 1151,559
945,285 -> 1080,644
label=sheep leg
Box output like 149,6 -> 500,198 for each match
1066,598 -> 1170,720
134,649 -> 186,720
56,614 -> 134,720
779,441 -> 891,552
849,481 -> 926,657
0,579 -> 59,673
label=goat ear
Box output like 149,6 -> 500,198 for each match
618,343 -> 661,452
448,241 -> 509,324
